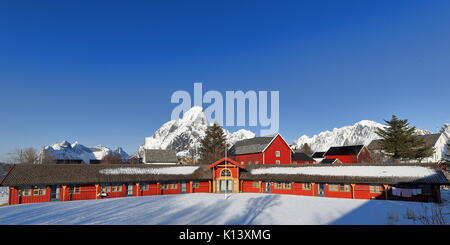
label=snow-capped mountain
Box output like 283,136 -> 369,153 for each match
140,106 -> 255,158
39,141 -> 130,164
292,120 -> 431,152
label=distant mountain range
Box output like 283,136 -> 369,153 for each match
291,120 -> 439,152
39,141 -> 130,164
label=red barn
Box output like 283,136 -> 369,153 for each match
323,145 -> 371,163
228,134 -> 293,165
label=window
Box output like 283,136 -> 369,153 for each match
192,182 -> 200,189
255,161 -> 259,164
340,184 -> 350,192
302,183 -> 311,190
32,186 -> 46,196
253,181 -> 260,188
20,186 -> 31,196
283,182 -> 292,190
170,183 -> 177,189
101,185 -> 111,193
248,161 -> 252,165
160,184 -> 169,190
221,169 -> 232,177
70,185 -> 81,194
275,151 -> 281,157
275,160 -> 281,165
140,183 -> 149,191
111,185 -> 122,192
370,185 -> 382,193
329,184 -> 339,192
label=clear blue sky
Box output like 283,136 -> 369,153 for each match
1,0 -> 450,161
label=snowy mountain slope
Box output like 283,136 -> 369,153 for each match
140,106 -> 255,158
39,141 -> 130,164
292,120 -> 431,152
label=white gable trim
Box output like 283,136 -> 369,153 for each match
261,134 -> 295,153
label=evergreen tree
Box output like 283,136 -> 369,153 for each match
300,143 -> 314,156
199,123 -> 227,164
376,115 -> 433,161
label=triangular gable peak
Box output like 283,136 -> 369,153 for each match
261,133 -> 295,154
208,157 -> 246,169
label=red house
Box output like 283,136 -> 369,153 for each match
228,134 -> 293,165
323,145 -> 371,163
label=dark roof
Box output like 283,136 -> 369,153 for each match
228,136 -> 276,155
292,152 -> 315,162
321,158 -> 340,164
239,163 -> 450,185
144,149 -> 178,163
368,133 -> 443,151
312,152 -> 326,158
0,164 -> 211,186
2,162 -> 447,187
324,145 -> 365,156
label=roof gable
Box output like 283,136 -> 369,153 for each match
325,145 -> 365,156
229,134 -> 293,156
208,157 -> 246,169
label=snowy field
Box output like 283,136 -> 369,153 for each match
0,192 -> 448,225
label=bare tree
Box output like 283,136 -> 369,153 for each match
101,154 -> 123,164
7,147 -> 38,164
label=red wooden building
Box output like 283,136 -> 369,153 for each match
323,145 -> 371,163
1,160 -> 447,205
228,134 -> 293,165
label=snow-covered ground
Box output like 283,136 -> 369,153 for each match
0,187 -> 8,205
0,192 -> 448,225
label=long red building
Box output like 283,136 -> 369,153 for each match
1,160 -> 448,205
1,134 -> 448,205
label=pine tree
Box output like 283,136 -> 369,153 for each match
199,123 -> 227,164
376,115 -> 433,161
300,143 -> 314,156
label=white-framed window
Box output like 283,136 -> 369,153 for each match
70,185 -> 81,194
140,183 -> 149,191
101,185 -> 111,193
275,160 -> 281,164
275,151 -> 281,157
370,185 -> 382,193
329,184 -> 339,192
112,184 -> 122,192
32,186 -> 46,196
192,181 -> 200,189
221,169 -> 232,177
19,186 -> 32,196
302,183 -> 311,190
255,161 -> 259,164
340,184 -> 351,192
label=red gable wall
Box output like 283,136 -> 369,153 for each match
263,135 -> 292,164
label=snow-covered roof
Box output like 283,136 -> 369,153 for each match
240,163 -> 449,185
99,167 -> 199,175
250,166 -> 436,178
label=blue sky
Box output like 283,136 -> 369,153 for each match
1,0 -> 450,161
